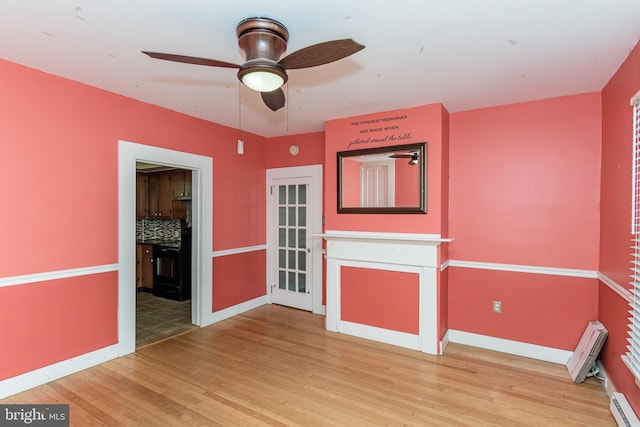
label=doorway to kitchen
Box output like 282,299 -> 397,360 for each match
118,141 -> 213,355
135,163 -> 193,347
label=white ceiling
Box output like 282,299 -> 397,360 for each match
1,1 -> 639,138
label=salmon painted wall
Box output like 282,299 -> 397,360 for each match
449,269 -> 598,350
0,273 -> 117,380
448,93 -> 602,350
266,132 -> 325,169
213,251 -> 266,311
341,267 -> 419,334
438,109 -> 450,340
449,93 -> 601,269
325,104 -> 446,234
0,59 -> 266,379
600,40 -> 640,411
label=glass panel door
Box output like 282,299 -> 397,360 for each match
271,177 -> 313,311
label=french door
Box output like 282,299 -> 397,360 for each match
267,165 -> 323,314
270,177 -> 313,311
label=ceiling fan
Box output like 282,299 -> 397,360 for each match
390,151 -> 420,165
142,17 -> 365,112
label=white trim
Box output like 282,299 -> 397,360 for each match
213,245 -> 266,258
596,360 -> 618,397
440,259 -> 450,271
448,259 -> 597,278
339,320 -> 421,350
266,165 -> 324,315
0,343 -> 121,399
320,229 -> 453,243
209,295 -> 268,324
598,272 -> 632,303
441,330 -> 450,353
448,329 -> 572,364
0,264 -> 118,288
631,89 -> 640,106
118,140 -> 214,358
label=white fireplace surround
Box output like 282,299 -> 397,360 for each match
316,230 -> 452,355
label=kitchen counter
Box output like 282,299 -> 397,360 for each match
137,240 -> 180,248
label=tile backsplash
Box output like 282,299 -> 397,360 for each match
136,219 -> 181,242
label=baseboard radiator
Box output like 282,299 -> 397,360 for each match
611,393 -> 640,426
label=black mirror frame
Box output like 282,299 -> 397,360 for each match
337,142 -> 427,214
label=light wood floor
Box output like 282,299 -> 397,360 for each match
2,304 -> 614,426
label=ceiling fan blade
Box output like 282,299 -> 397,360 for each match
261,88 -> 286,111
142,51 -> 240,69
390,153 -> 413,158
278,39 -> 365,70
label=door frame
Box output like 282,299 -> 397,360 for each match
118,140 -> 213,355
266,165 -> 324,315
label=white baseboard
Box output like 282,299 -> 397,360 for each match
208,295 -> 269,325
0,342 -> 126,400
595,360 -> 617,397
440,329 -> 450,353
339,320 -> 421,351
448,329 -> 572,364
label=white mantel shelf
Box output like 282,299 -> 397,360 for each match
313,231 -> 453,245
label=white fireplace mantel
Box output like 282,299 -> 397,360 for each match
315,230 -> 452,355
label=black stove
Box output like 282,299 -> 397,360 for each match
151,228 -> 191,301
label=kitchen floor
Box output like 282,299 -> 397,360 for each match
136,291 -> 193,347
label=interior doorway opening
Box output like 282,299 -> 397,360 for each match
135,163 -> 194,347
118,140 -> 213,356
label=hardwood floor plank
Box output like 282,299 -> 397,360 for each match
1,304 -> 614,426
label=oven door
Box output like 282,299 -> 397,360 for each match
153,246 -> 180,286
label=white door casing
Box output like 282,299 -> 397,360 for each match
118,140 -> 214,355
266,165 -> 323,315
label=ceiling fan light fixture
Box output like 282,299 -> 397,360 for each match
238,61 -> 287,92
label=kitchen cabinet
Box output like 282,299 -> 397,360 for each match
147,173 -> 173,218
171,170 -> 192,199
136,244 -> 154,289
136,173 -> 148,218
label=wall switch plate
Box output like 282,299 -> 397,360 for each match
492,301 -> 502,313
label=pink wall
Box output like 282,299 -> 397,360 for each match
325,104 -> 447,233
341,267 -> 419,334
448,93 -> 602,350
266,132 -> 325,169
395,159 -> 420,206
449,268 -> 598,350
0,59 -> 267,379
341,158 -> 361,206
213,251 -> 266,311
599,40 -> 640,412
449,93 -> 601,269
0,273 -> 117,380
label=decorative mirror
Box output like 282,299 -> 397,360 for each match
337,142 -> 427,214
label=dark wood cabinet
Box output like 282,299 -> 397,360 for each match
137,169 -> 190,219
136,173 -> 148,218
136,244 -> 154,289
147,173 -> 173,218
171,170 -> 192,199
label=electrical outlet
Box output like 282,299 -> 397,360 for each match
492,301 -> 502,313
